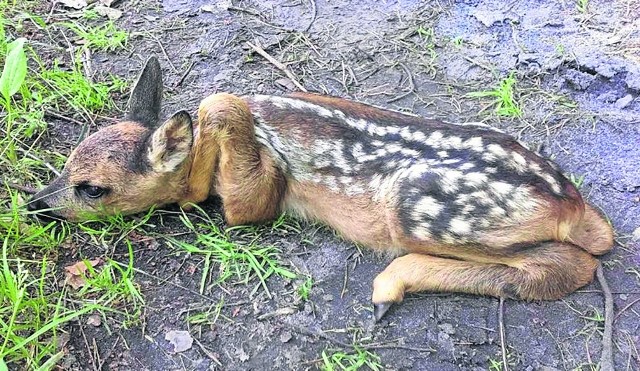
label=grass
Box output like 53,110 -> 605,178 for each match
468,72 -> 522,117
186,298 -> 230,327
39,60 -> 126,113
297,275 -> 313,301
168,208 -> 297,298
569,173 -> 586,189
0,2 -> 138,368
320,347 -> 382,371
0,189 -> 98,368
488,358 -> 503,371
62,21 -> 128,52
576,0 -> 589,13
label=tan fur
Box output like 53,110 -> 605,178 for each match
31,63 -> 615,315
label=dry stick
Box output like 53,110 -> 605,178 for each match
147,33 -> 178,73
6,182 -> 38,194
25,153 -> 61,176
614,297 -> 640,322
44,109 -> 87,127
498,297 -> 509,371
285,323 -> 435,353
597,263 -> 615,371
386,63 -> 416,103
304,0 -> 317,32
245,42 -> 308,92
174,60 -> 195,88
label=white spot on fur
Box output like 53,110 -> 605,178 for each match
463,137 -> 484,152
490,181 -> 513,195
415,196 -> 444,218
466,172 -> 488,186
459,162 -> 475,171
425,131 -> 444,146
412,223 -> 433,240
449,217 -> 471,235
439,169 -> 463,193
487,144 -> 508,158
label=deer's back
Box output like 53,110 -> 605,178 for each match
244,93 -> 583,247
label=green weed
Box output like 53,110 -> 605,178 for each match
186,298 -> 229,326
39,60 -> 126,113
169,208 -> 296,297
74,240 -> 145,325
468,73 -> 522,117
488,358 -> 503,371
297,276 -> 313,302
569,173 -> 586,189
321,347 -> 382,371
63,21 -> 128,52
82,9 -> 100,20
0,190 -> 98,369
577,0 -> 589,13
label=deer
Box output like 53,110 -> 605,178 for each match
28,57 -> 614,320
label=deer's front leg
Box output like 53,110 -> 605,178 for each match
185,93 -> 286,225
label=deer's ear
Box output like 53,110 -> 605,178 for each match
126,56 -> 163,128
147,110 -> 193,173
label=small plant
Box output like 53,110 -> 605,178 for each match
74,240 -> 145,323
468,72 -> 522,117
82,9 -> 100,20
488,358 -> 503,371
297,276 -> 313,301
576,0 -> 589,13
63,21 -> 128,52
169,209 -> 296,297
40,60 -> 126,113
0,37 -> 27,164
569,173 -> 586,189
186,298 -> 228,326
452,36 -> 464,47
321,347 -> 382,371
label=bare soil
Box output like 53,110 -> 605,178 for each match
40,0 -> 640,370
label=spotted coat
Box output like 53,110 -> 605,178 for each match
244,94 -> 577,246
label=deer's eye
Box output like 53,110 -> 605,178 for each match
77,184 -> 107,199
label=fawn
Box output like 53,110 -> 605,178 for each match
29,57 -> 614,320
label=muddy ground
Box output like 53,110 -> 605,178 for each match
39,0 -> 640,370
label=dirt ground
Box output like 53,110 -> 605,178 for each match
40,0 -> 640,370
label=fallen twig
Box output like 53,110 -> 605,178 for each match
499,297 -> 509,371
304,0 -> 317,32
7,182 -> 38,194
25,153 -> 61,176
596,263 -> 615,371
386,62 -> 416,103
174,60 -> 195,88
284,323 -> 435,353
245,41 -> 307,92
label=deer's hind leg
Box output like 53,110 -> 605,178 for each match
372,242 -> 598,321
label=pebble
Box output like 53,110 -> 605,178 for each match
615,94 -> 634,109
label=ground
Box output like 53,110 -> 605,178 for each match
1,0 -> 639,370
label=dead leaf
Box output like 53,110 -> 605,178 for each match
86,314 -> 102,327
64,258 -> 102,289
165,330 -> 193,353
95,5 -> 122,20
59,0 -> 88,9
